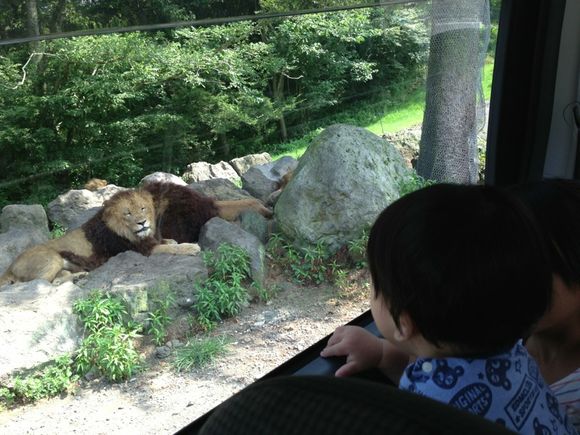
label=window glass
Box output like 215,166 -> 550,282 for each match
0,1 -> 499,432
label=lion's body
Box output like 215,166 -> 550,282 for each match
0,182 -> 271,287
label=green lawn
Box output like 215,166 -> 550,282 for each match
272,60 -> 495,161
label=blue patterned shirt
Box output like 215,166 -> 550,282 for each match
399,342 -> 577,434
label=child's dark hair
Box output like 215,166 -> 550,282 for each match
510,178 -> 580,288
367,183 -> 551,355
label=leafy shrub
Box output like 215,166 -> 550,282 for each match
73,291 -> 128,334
267,234 -> 352,286
74,324 -> 141,382
194,244 -> 251,330
3,355 -> 78,406
73,291 -> 141,382
147,283 -> 175,346
173,336 -> 228,372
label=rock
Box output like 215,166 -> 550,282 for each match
47,184 -> 127,230
182,161 -> 240,184
0,228 -> 49,276
0,280 -> 87,377
155,346 -> 171,359
199,217 -> 266,288
187,178 -> 253,201
0,204 -> 49,236
229,153 -> 272,176
79,251 -> 208,320
241,156 -> 298,202
239,210 -> 271,244
140,172 -> 187,186
275,124 -> 410,251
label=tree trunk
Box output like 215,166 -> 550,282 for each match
274,74 -> 288,142
50,0 -> 68,33
417,0 -> 487,184
26,0 -> 40,54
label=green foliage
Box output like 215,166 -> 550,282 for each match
173,336 -> 228,372
268,234 -> 339,285
147,291 -> 175,346
2,355 -> 78,407
50,222 -> 67,239
347,229 -> 369,269
73,291 -> 141,382
0,4 -> 428,207
73,291 -> 128,334
74,325 -> 141,382
194,244 -> 252,330
398,172 -> 436,197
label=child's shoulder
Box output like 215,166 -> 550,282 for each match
399,343 -> 576,434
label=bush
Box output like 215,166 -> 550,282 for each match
194,244 -> 252,330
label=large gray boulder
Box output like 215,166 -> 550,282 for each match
0,204 -> 49,235
79,250 -> 207,321
47,184 -> 126,230
0,280 -> 87,377
241,156 -> 298,203
275,124 -> 410,251
199,217 -> 266,288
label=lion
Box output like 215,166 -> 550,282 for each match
84,178 -> 108,191
0,182 -> 272,287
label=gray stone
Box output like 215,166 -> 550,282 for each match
0,228 -> 49,276
155,346 -> 171,359
275,124 -> 410,251
0,280 -> 87,377
239,210 -> 271,244
241,156 -> 298,203
229,153 -> 272,176
47,184 -> 127,230
199,217 -> 266,287
79,250 -> 207,320
140,172 -> 187,186
188,178 -> 253,201
182,161 -> 240,184
0,204 -> 49,236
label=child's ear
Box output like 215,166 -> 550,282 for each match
393,311 -> 416,342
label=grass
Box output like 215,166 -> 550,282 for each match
173,336 -> 229,372
272,59 -> 495,161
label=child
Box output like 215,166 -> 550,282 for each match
515,179 -> 580,431
321,183 -> 576,434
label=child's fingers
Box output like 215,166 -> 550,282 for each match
335,361 -> 359,377
320,341 -> 345,357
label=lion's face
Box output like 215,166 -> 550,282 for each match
101,190 -> 156,243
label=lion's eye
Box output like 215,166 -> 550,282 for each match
141,207 -> 146,212
126,212 -> 132,217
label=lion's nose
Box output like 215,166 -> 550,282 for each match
138,220 -> 147,227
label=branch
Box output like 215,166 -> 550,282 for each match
12,52 -> 56,89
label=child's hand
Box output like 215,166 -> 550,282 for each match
320,325 -> 384,377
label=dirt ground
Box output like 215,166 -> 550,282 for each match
0,268 -> 371,435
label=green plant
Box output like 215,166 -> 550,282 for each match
73,291 -> 128,334
173,336 -> 228,372
147,293 -> 174,346
8,355 -> 78,405
0,386 -> 16,410
347,229 -> 369,269
73,291 -> 141,382
74,324 -> 141,382
268,236 -> 334,285
50,222 -> 67,239
194,244 -> 252,330
251,282 -> 278,303
398,172 -> 436,197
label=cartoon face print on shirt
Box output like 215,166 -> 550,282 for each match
433,360 -> 465,389
406,359 -> 431,383
533,417 -> 553,435
485,358 -> 512,390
